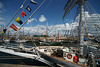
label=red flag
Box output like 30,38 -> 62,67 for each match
10,24 -> 18,31
20,11 -> 26,18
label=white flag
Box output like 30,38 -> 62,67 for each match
30,0 -> 39,5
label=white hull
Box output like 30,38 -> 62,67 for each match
0,45 -> 52,66
15,40 -> 27,43
36,46 -> 86,67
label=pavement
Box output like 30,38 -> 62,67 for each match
0,63 -> 49,67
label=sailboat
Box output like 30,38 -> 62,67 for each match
34,0 -> 100,67
0,0 -> 52,66
0,0 -> 100,67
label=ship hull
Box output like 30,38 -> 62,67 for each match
0,50 -> 48,66
39,52 -> 81,67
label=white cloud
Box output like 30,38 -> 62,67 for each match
71,21 -> 79,30
70,12 -> 100,36
0,22 -> 5,25
65,23 -> 71,30
85,12 -> 90,18
17,26 -> 46,35
27,18 -> 37,24
13,23 -> 71,35
0,17 -> 5,20
0,2 -> 3,8
8,12 -> 100,36
39,15 -> 47,22
49,24 -> 69,35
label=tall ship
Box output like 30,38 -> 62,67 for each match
0,0 -> 51,66
35,0 -> 100,67
0,0 -> 100,67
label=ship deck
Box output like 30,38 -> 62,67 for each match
0,44 -> 52,66
37,46 -> 87,67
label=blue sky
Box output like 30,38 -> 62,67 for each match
0,0 -> 100,35
0,0 -> 67,27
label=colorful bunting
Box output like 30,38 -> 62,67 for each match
2,29 -> 7,34
21,11 -> 26,18
10,24 -> 18,31
26,5 -> 32,12
15,17 -> 23,25
30,0 -> 39,5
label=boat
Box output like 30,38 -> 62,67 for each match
0,43 -> 52,66
0,0 -> 100,67
34,0 -> 100,67
15,39 -> 28,43
0,0 -> 52,66
3,39 -> 10,43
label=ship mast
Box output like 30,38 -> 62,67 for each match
46,22 -> 48,42
2,25 -> 4,41
23,27 -> 24,38
79,0 -> 85,55
7,30 -> 10,39
58,31 -> 59,42
63,0 -> 86,55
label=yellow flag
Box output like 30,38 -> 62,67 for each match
15,17 -> 21,22
2,31 -> 4,33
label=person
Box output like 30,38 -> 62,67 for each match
18,43 -> 24,50
87,51 -> 93,67
18,43 -> 34,51
73,53 -> 79,63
